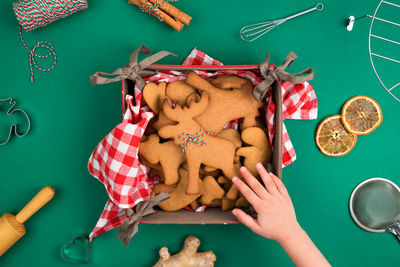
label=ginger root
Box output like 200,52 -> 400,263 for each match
153,236 -> 216,267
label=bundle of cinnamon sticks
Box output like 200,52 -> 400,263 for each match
129,0 -> 192,32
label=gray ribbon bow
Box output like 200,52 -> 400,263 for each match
116,192 -> 170,247
253,52 -> 314,101
89,45 -> 177,89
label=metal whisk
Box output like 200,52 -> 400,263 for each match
240,3 -> 324,42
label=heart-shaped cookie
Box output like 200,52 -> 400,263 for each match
143,82 -> 167,113
60,234 -> 91,264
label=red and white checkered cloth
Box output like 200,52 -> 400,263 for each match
88,48 -> 317,240
266,81 -> 317,166
88,87 -> 156,240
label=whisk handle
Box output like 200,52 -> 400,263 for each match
283,3 -> 324,22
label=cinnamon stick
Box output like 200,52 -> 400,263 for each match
129,0 -> 184,32
147,0 -> 192,25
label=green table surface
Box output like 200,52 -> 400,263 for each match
1,0 -> 400,266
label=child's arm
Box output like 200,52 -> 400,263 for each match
232,163 -> 330,267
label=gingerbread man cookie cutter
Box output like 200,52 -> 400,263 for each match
0,98 -> 31,145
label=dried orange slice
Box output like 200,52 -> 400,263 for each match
341,95 -> 382,135
315,115 -> 357,157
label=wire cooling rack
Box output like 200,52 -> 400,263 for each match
368,1 -> 400,102
348,1 -> 400,102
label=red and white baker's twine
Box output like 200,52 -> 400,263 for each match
178,128 -> 215,154
18,26 -> 56,82
13,0 -> 87,32
139,0 -> 177,21
13,0 -> 87,82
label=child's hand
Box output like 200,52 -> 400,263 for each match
232,163 -> 302,243
232,163 -> 331,266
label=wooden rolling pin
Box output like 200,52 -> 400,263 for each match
0,186 -> 55,256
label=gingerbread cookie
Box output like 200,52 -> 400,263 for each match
155,169 -> 202,211
143,82 -> 167,113
139,134 -> 185,185
185,92 -> 201,107
221,196 -> 236,212
158,92 -> 240,197
151,183 -> 176,196
235,193 -> 251,208
217,176 -> 231,184
180,163 -> 220,177
151,96 -> 178,131
152,110 -> 176,131
144,123 -> 157,135
200,166 -> 220,176
217,128 -> 242,148
165,80 -> 197,106
141,157 -> 163,173
185,72 -> 263,133
202,166 -> 217,173
208,75 -> 247,89
201,176 -> 225,205
189,201 -> 199,211
236,127 -> 271,178
218,128 -> 242,163
200,198 -> 222,206
154,169 -> 226,212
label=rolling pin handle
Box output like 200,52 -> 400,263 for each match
15,186 -> 55,224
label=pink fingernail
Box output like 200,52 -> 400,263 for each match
232,177 -> 238,182
256,162 -> 263,168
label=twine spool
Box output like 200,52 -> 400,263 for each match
13,0 -> 88,32
12,0 -> 88,82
